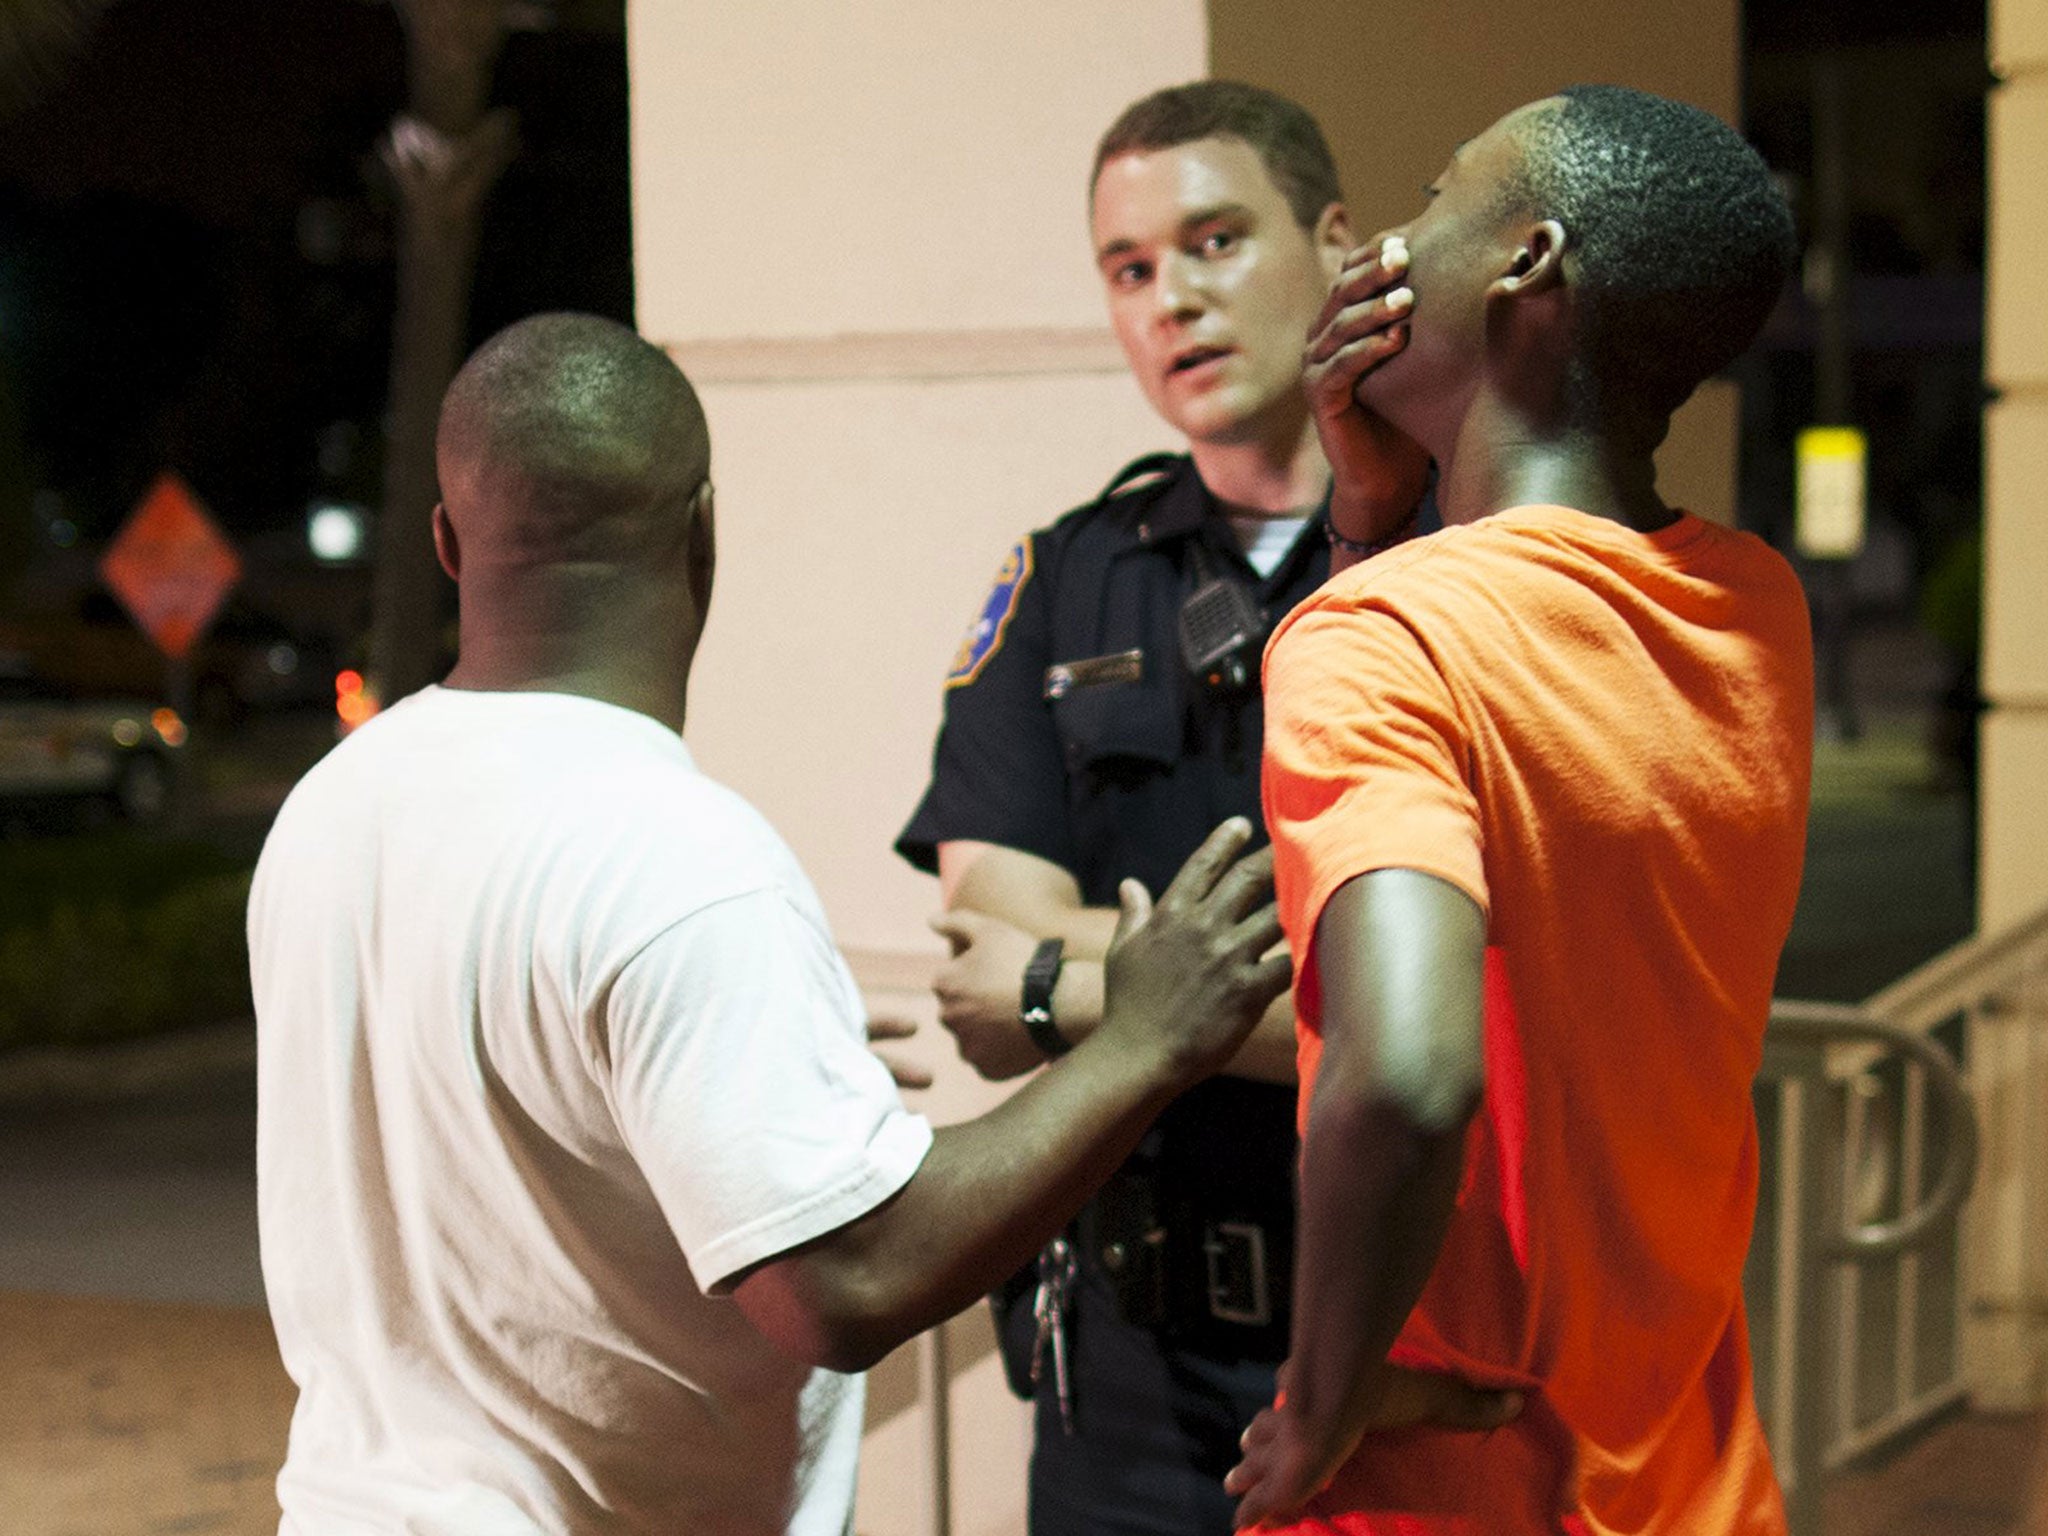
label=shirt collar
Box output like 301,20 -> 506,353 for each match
1133,463 -> 1334,546
1131,457 -> 1215,547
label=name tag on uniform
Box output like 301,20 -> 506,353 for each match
1043,649 -> 1143,700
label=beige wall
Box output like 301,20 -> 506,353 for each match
1984,0 -> 2048,933
631,0 -> 1205,966
1209,0 -> 1744,523
1210,0 -> 1733,226
633,3 -> 1196,340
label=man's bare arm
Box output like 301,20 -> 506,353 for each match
1226,868 -> 1511,1528
936,838 -> 1300,1084
733,822 -> 1290,1373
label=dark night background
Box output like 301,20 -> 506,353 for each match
0,0 -> 1989,673
0,0 -> 630,647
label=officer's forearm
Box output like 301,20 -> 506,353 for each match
1052,962 -> 1298,1084
953,889 -> 1120,961
940,840 -> 1122,959
1231,988 -> 1302,1083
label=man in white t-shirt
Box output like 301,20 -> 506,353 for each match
250,312 -> 1291,1535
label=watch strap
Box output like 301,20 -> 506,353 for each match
1020,937 -> 1070,1058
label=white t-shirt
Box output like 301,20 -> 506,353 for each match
251,686 -> 933,1535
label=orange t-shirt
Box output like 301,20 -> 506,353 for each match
1261,506 -> 1813,1535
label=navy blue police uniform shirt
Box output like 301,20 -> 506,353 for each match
898,453 -> 1330,903
897,454 -> 1332,1358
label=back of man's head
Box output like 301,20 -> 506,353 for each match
1512,86 -> 1793,421
436,312 -> 710,570
1093,79 -> 1341,230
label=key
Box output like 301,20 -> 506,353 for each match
1031,1236 -> 1079,1435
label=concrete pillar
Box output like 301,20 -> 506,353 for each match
1969,0 -> 2048,1413
628,6 -> 1206,1532
1985,0 -> 2048,933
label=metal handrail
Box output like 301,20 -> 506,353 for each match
1768,1000 -> 1980,1260
1861,903 -> 2048,1030
1763,989 -> 1990,1536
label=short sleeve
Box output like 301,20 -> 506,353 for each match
1261,596 -> 1489,959
603,888 -> 933,1294
896,532 -> 1074,874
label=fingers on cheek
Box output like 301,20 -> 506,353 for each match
1334,336 -> 1392,371
1362,325 -> 1409,357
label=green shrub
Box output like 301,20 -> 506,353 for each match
0,837 -> 254,1052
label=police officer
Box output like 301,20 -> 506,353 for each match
896,82 -> 1430,1534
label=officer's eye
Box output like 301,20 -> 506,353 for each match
1109,258 -> 1153,289
1195,227 -> 1238,257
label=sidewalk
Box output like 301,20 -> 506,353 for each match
0,1291 -> 291,1536
2,1283 -> 2036,1536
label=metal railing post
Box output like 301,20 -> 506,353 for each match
1766,1047 -> 1837,1536
1764,1001 -> 1983,1532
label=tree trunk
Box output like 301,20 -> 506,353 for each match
365,0 -> 515,708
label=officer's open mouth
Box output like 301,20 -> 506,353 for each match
1169,345 -> 1231,375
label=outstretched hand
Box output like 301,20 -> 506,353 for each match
865,1018 -> 933,1090
1098,818 -> 1291,1083
927,909 -> 1045,1081
1304,235 -> 1431,555
1225,1366 -> 1524,1529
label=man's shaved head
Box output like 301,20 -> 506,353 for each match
1505,87 -> 1794,421
437,312 -> 709,566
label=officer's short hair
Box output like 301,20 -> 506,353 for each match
1093,80 -> 1342,231
1507,85 -> 1794,420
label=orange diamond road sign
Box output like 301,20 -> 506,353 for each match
99,472 -> 243,660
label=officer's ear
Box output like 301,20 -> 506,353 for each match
1313,202 -> 1355,281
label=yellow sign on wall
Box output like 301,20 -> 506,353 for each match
1795,426 -> 1868,560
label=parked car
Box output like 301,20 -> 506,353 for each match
0,657 -> 185,825
0,592 -> 339,729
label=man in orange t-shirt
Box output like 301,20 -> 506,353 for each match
1224,88 -> 1813,1533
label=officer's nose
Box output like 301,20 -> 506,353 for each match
1153,250 -> 1206,322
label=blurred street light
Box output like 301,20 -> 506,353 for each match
308,499 -> 368,563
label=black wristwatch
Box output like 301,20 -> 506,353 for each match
1020,937 -> 1070,1059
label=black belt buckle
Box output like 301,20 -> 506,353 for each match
1202,1219 -> 1272,1327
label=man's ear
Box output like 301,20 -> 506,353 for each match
1313,201 -> 1356,279
432,502 -> 460,581
1490,218 -> 1567,301
684,480 -> 716,627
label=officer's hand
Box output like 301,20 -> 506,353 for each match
1304,235 -> 1431,560
1225,1366 -> 1523,1529
1099,819 -> 1290,1084
928,910 -> 1048,1081
865,1017 -> 934,1091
